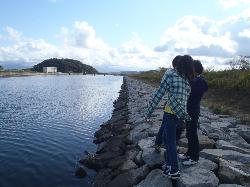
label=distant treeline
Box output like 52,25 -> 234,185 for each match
32,58 -> 98,74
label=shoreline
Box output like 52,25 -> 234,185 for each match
80,77 -> 250,187
0,72 -> 121,78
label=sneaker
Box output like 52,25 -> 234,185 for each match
153,145 -> 161,153
178,153 -> 189,160
167,171 -> 180,179
162,163 -> 171,173
183,159 -> 198,166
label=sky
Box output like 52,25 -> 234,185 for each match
0,0 -> 250,72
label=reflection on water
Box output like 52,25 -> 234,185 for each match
0,75 -> 123,187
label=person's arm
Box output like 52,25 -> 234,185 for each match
145,72 -> 170,118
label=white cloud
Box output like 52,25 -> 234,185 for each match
155,9 -> 250,59
219,0 -> 250,8
239,29 -> 250,38
5,26 -> 22,41
1,8 -> 250,72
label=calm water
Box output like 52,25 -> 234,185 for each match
0,75 -> 123,187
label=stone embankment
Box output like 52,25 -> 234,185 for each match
80,77 -> 250,187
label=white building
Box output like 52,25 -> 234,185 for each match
43,67 -> 57,73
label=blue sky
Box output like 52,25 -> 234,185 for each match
0,0 -> 250,71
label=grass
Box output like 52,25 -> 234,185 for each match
130,69 -> 250,125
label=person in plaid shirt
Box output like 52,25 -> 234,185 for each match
145,55 -> 194,179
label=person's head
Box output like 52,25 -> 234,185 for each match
175,55 -> 194,81
193,60 -> 203,75
172,55 -> 182,69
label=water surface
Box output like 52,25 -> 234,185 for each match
0,75 -> 123,187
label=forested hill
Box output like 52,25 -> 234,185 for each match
32,58 -> 98,73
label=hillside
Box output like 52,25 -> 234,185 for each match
129,69 -> 250,124
32,58 -> 98,74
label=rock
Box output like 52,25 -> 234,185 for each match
218,158 -> 250,186
177,168 -> 219,187
126,147 -> 140,161
210,121 -> 234,131
177,147 -> 188,154
182,157 -> 218,172
228,132 -> 248,145
200,123 -> 231,141
199,116 -> 210,123
75,167 -> 87,178
135,151 -> 144,166
142,148 -> 165,168
129,123 -> 151,143
93,132 -> 113,144
107,165 -> 150,187
198,134 -> 215,150
96,141 -> 107,153
218,184 -> 245,187
117,159 -> 138,173
200,149 -> 250,164
219,116 -> 238,124
107,155 -> 127,169
147,125 -> 160,137
91,169 -> 113,187
138,137 -> 155,150
134,169 -> 173,187
79,151 -> 122,170
216,140 -> 250,155
179,138 -> 188,148
236,125 -> 250,144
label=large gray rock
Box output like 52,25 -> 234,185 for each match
182,157 -> 218,172
177,168 -> 219,187
117,159 -> 138,173
138,137 -> 155,150
228,132 -> 248,146
179,135 -> 215,150
92,168 -> 113,187
107,165 -> 150,187
216,140 -> 250,155
199,123 -> 231,141
135,151 -> 144,166
129,123 -> 151,143
142,148 -> 165,168
200,149 -> 250,164
218,184 -> 245,187
235,125 -> 250,144
146,125 -> 161,137
218,158 -> 250,186
210,121 -> 234,130
134,169 -> 172,187
199,134 -> 216,150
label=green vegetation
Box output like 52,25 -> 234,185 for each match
130,69 -> 250,124
203,70 -> 250,92
32,58 -> 98,74
0,65 -> 3,71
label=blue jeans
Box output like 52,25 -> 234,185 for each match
162,112 -> 179,173
155,113 -> 184,146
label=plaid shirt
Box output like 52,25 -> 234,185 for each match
145,69 -> 191,121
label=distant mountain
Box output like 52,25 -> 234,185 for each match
32,58 -> 98,73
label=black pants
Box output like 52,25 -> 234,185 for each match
186,114 -> 199,161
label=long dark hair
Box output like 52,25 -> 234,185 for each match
175,55 -> 194,81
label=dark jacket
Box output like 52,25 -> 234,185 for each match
187,75 -> 208,116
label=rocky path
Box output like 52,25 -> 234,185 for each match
80,77 -> 250,187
